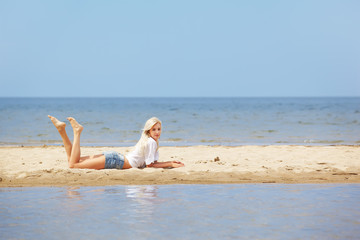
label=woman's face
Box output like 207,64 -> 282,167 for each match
149,122 -> 161,141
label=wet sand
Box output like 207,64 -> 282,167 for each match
0,145 -> 359,187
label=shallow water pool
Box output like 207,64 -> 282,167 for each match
1,184 -> 359,239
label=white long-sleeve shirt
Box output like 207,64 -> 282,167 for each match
126,137 -> 159,168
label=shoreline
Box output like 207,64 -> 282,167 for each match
1,142 -> 360,148
1,145 -> 359,187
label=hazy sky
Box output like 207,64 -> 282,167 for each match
1,0 -> 359,97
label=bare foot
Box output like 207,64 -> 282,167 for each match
67,117 -> 84,134
48,115 -> 66,131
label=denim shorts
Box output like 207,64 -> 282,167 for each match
103,151 -> 125,169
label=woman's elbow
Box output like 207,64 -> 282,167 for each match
146,161 -> 158,168
146,163 -> 155,168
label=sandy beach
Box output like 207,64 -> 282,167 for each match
0,145 -> 359,187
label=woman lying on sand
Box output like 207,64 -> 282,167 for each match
48,116 -> 185,170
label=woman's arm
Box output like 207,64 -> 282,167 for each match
147,161 -> 185,168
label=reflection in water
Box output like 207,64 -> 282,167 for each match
61,186 -> 160,224
125,186 -> 159,218
126,185 -> 158,199
61,186 -> 85,215
66,186 -> 82,200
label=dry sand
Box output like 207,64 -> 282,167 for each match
0,145 -> 359,187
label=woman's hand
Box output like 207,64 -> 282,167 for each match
171,161 -> 185,168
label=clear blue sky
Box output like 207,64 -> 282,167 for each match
1,0 -> 359,97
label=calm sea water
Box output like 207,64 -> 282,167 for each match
0,97 -> 359,146
1,184 -> 359,240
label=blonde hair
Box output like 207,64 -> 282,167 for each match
134,117 -> 162,156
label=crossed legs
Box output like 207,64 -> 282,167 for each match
48,115 -> 106,169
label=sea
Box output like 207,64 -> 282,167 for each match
1,97 -> 360,239
0,97 -> 359,146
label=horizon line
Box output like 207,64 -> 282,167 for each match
1,96 -> 359,98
